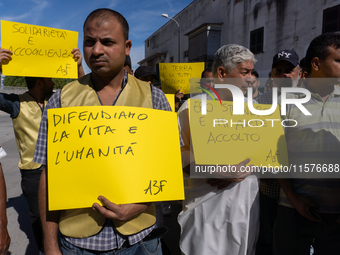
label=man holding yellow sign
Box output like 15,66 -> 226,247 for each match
34,8 -> 174,255
1,20 -> 81,79
177,44 -> 259,255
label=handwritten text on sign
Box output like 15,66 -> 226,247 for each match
189,99 -> 288,167
159,62 -> 204,94
47,106 -> 184,210
1,20 -> 78,78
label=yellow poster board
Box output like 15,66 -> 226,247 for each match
189,99 -> 288,167
1,20 -> 78,78
165,94 -> 175,112
47,106 -> 184,210
159,62 -> 204,94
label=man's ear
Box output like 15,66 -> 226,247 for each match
311,57 -> 320,72
125,40 -> 132,56
217,66 -> 227,82
36,78 -> 44,89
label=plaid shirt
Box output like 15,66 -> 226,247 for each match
33,72 -> 171,251
257,90 -> 281,199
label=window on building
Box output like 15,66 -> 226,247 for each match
170,56 -> 174,63
186,23 -> 222,66
184,50 -> 189,58
323,4 -> 340,33
250,27 -> 264,54
147,40 -> 150,47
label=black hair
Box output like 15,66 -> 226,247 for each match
201,68 -> 212,78
299,57 -> 307,72
251,70 -> 259,78
305,32 -> 340,73
25,77 -> 41,90
83,8 -> 129,40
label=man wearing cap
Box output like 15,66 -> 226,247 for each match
134,66 -> 158,86
135,66 -> 184,111
257,49 -> 300,104
255,49 -> 300,255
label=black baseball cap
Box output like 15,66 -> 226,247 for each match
272,50 -> 299,68
134,66 -> 157,80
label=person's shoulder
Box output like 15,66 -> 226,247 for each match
151,85 -> 165,96
65,74 -> 92,89
127,74 -> 149,87
46,90 -> 61,109
333,85 -> 340,95
256,91 -> 272,104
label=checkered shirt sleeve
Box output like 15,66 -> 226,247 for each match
33,91 -> 61,165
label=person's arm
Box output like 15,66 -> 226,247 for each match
39,166 -> 62,255
72,48 -> 85,78
0,93 -> 20,118
92,197 -> 150,221
0,48 -> 20,117
277,179 -> 320,222
175,89 -> 184,111
0,163 -> 10,255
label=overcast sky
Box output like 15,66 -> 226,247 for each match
0,0 -> 193,73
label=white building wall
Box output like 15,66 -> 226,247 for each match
143,0 -> 340,77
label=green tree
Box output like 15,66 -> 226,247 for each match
2,76 -> 76,89
3,76 -> 26,87
52,78 -> 76,89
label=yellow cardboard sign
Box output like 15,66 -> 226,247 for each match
189,99 -> 288,167
1,20 -> 78,78
159,62 -> 204,94
47,106 -> 184,210
165,94 -> 175,112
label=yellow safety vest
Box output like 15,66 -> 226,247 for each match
13,92 -> 49,170
58,74 -> 156,238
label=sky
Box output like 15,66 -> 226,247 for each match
0,0 -> 194,74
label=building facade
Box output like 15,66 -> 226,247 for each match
139,0 -> 340,79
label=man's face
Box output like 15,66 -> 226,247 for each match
42,78 -> 54,95
248,75 -> 260,94
225,60 -> 254,94
272,61 -> 299,88
139,75 -> 156,86
83,17 -> 131,79
202,71 -> 213,79
201,71 -> 214,87
318,46 -> 340,79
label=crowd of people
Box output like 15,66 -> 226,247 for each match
0,7 -> 339,255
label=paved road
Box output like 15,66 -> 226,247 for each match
0,111 -> 40,255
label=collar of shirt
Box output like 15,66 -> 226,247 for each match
300,81 -> 340,98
